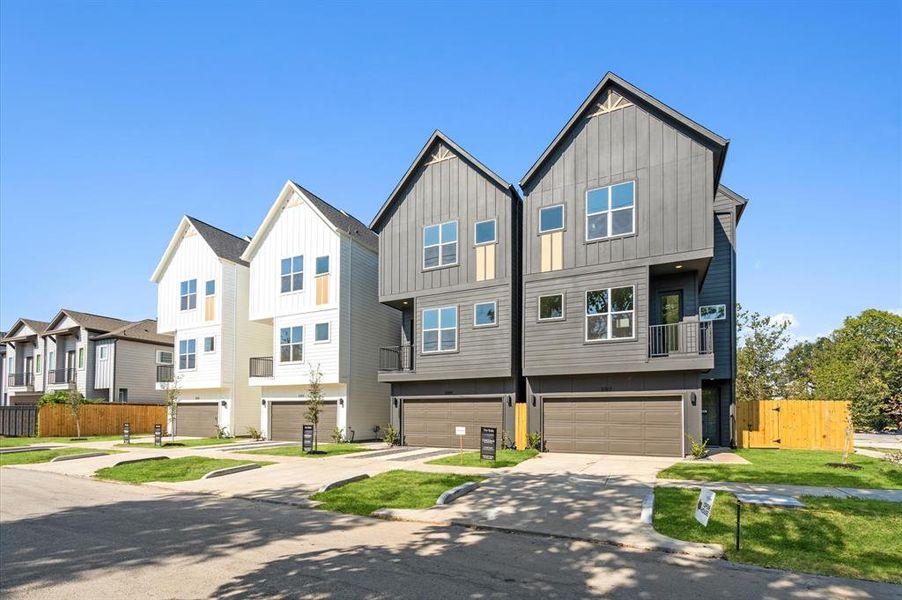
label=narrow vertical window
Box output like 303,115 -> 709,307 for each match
78,347 -> 85,369
204,279 -> 216,321
315,256 -> 330,305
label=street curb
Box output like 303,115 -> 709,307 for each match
202,463 -> 261,479
317,473 -> 369,493
437,481 -> 481,505
50,452 -> 109,462
0,445 -> 62,454
113,456 -> 169,467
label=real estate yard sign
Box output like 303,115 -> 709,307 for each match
302,424 -> 314,452
695,487 -> 716,526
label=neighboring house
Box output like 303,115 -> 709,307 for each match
241,181 -> 399,442
1,319 -> 49,405
519,72 -> 745,456
92,319 -> 175,403
370,130 -> 523,449
0,334 -> 6,405
151,216 -> 271,438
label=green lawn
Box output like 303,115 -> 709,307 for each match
654,487 -> 902,583
1,448 -> 112,466
657,449 -> 902,489
95,456 -> 272,483
311,470 -> 485,516
239,443 -> 371,458
116,437 -> 238,449
426,449 -> 538,468
0,435 -> 126,448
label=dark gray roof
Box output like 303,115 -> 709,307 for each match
50,310 -> 132,333
21,319 -> 50,334
92,319 -> 173,345
717,185 -> 749,223
291,182 -> 379,253
186,216 -> 250,266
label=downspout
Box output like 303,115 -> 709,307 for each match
111,340 -> 117,403
231,264 -> 238,436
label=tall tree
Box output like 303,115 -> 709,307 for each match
782,337 -> 831,398
736,305 -> 791,402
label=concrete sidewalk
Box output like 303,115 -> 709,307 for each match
656,479 -> 902,502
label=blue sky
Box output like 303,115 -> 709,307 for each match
1,1 -> 899,342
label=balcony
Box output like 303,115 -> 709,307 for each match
156,364 -> 174,384
249,356 -> 273,378
648,321 -> 713,358
379,345 -> 414,372
47,368 -> 76,387
7,372 -> 34,390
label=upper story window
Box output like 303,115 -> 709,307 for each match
539,205 -> 564,233
204,280 -> 216,321
156,350 -> 173,365
474,219 -> 496,246
422,306 -> 457,353
78,347 -> 85,369
423,221 -> 458,269
538,294 -> 564,321
315,256 -> 330,276
586,286 -> 635,341
178,339 -> 196,370
473,301 -> 497,327
586,181 -> 635,241
203,336 -> 215,353
99,346 -> 108,360
279,326 -> 303,363
180,279 -> 197,311
35,354 -> 42,373
314,322 -> 330,343
205,280 -> 215,295
281,256 -> 304,293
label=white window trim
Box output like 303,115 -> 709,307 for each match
473,218 -> 497,246
178,339 -> 197,371
203,336 -> 216,353
180,279 -> 197,311
315,255 -> 331,277
473,301 -> 498,328
421,306 -> 458,354
279,326 -> 304,364
538,204 -> 565,234
422,220 -> 459,270
584,285 -> 637,343
280,256 -> 304,295
537,293 -> 566,321
585,180 -> 636,242
314,322 -> 331,343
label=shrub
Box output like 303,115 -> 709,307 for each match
501,430 -> 514,450
526,431 -> 542,451
330,427 -> 344,444
38,391 -> 70,406
382,425 -> 400,446
687,433 -> 709,459
214,420 -> 230,439
246,426 -> 263,441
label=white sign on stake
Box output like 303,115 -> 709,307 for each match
455,426 -> 466,436
695,487 -> 716,527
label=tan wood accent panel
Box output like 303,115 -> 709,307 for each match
204,296 -> 215,321
540,231 -> 563,272
475,244 -> 496,282
315,274 -> 329,305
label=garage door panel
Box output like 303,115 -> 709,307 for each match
178,403 -> 219,437
271,402 -> 337,442
403,398 -> 501,449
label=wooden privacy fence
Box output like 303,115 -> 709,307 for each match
515,402 -> 528,450
0,406 -> 38,437
38,404 -> 168,437
736,399 -> 851,451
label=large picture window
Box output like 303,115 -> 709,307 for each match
586,181 -> 635,240
422,306 -> 457,353
423,221 -> 458,269
178,339 -> 196,370
281,256 -> 304,293
279,326 -> 303,363
586,286 -> 635,341
179,279 -> 197,310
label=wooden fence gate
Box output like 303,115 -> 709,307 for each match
736,399 -> 851,451
0,406 -> 38,437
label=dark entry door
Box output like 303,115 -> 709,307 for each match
659,291 -> 682,353
702,386 -> 720,445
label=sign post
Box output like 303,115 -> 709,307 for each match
302,424 -> 314,453
153,424 -> 162,448
480,427 -> 497,462
695,487 -> 716,527
455,426 -> 466,464
122,422 -> 131,445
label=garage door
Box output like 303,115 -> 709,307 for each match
403,398 -> 502,449
543,396 -> 682,456
177,403 -> 219,438
270,401 -> 338,442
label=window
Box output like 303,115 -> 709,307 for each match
315,322 -> 330,343
156,350 -> 173,364
279,326 -> 303,363
205,280 -> 215,296
180,279 -> 197,310
35,354 -> 42,374
280,256 -> 303,293
315,256 -> 330,276
586,181 -> 635,240
49,351 -> 55,369
118,389 -> 128,403
538,294 -> 564,321
586,286 -> 635,341
77,347 -> 84,369
204,336 -> 215,353
99,346 -> 108,360
539,205 -> 564,233
422,306 -> 457,353
474,301 -> 497,327
423,221 -> 458,269
474,219 -> 496,245
179,339 -> 196,370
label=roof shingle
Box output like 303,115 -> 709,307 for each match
186,216 -> 250,266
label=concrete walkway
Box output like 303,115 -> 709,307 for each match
656,479 -> 902,502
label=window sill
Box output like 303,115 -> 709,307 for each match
583,336 -> 637,345
420,349 -> 460,356
584,232 -> 637,244
422,263 -> 459,273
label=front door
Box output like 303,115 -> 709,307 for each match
702,386 -> 721,445
659,291 -> 682,354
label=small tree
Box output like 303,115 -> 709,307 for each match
163,375 -> 182,442
305,364 -> 324,452
65,388 -> 89,439
736,305 -> 791,402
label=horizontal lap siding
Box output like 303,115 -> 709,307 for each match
699,209 -> 735,379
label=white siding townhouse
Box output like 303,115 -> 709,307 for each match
241,181 -> 399,442
151,216 -> 271,437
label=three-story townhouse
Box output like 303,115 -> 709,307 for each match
519,73 -> 746,456
2,319 -> 49,405
371,131 -> 523,449
241,181 -> 399,442
151,216 -> 270,437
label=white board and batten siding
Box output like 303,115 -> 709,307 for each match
156,227 -> 223,335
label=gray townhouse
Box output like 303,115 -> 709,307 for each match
371,130 -> 523,449
520,73 -> 746,456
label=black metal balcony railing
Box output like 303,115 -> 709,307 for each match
47,368 -> 76,385
249,356 -> 274,378
379,345 -> 414,372
648,321 -> 713,358
7,372 -> 34,387
156,364 -> 174,383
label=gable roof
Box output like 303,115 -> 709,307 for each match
369,130 -> 514,231
717,184 -> 749,223
520,72 -> 730,191
151,215 -> 249,282
92,319 -> 173,345
1,318 -> 49,342
241,181 -> 378,261
45,309 -> 132,334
